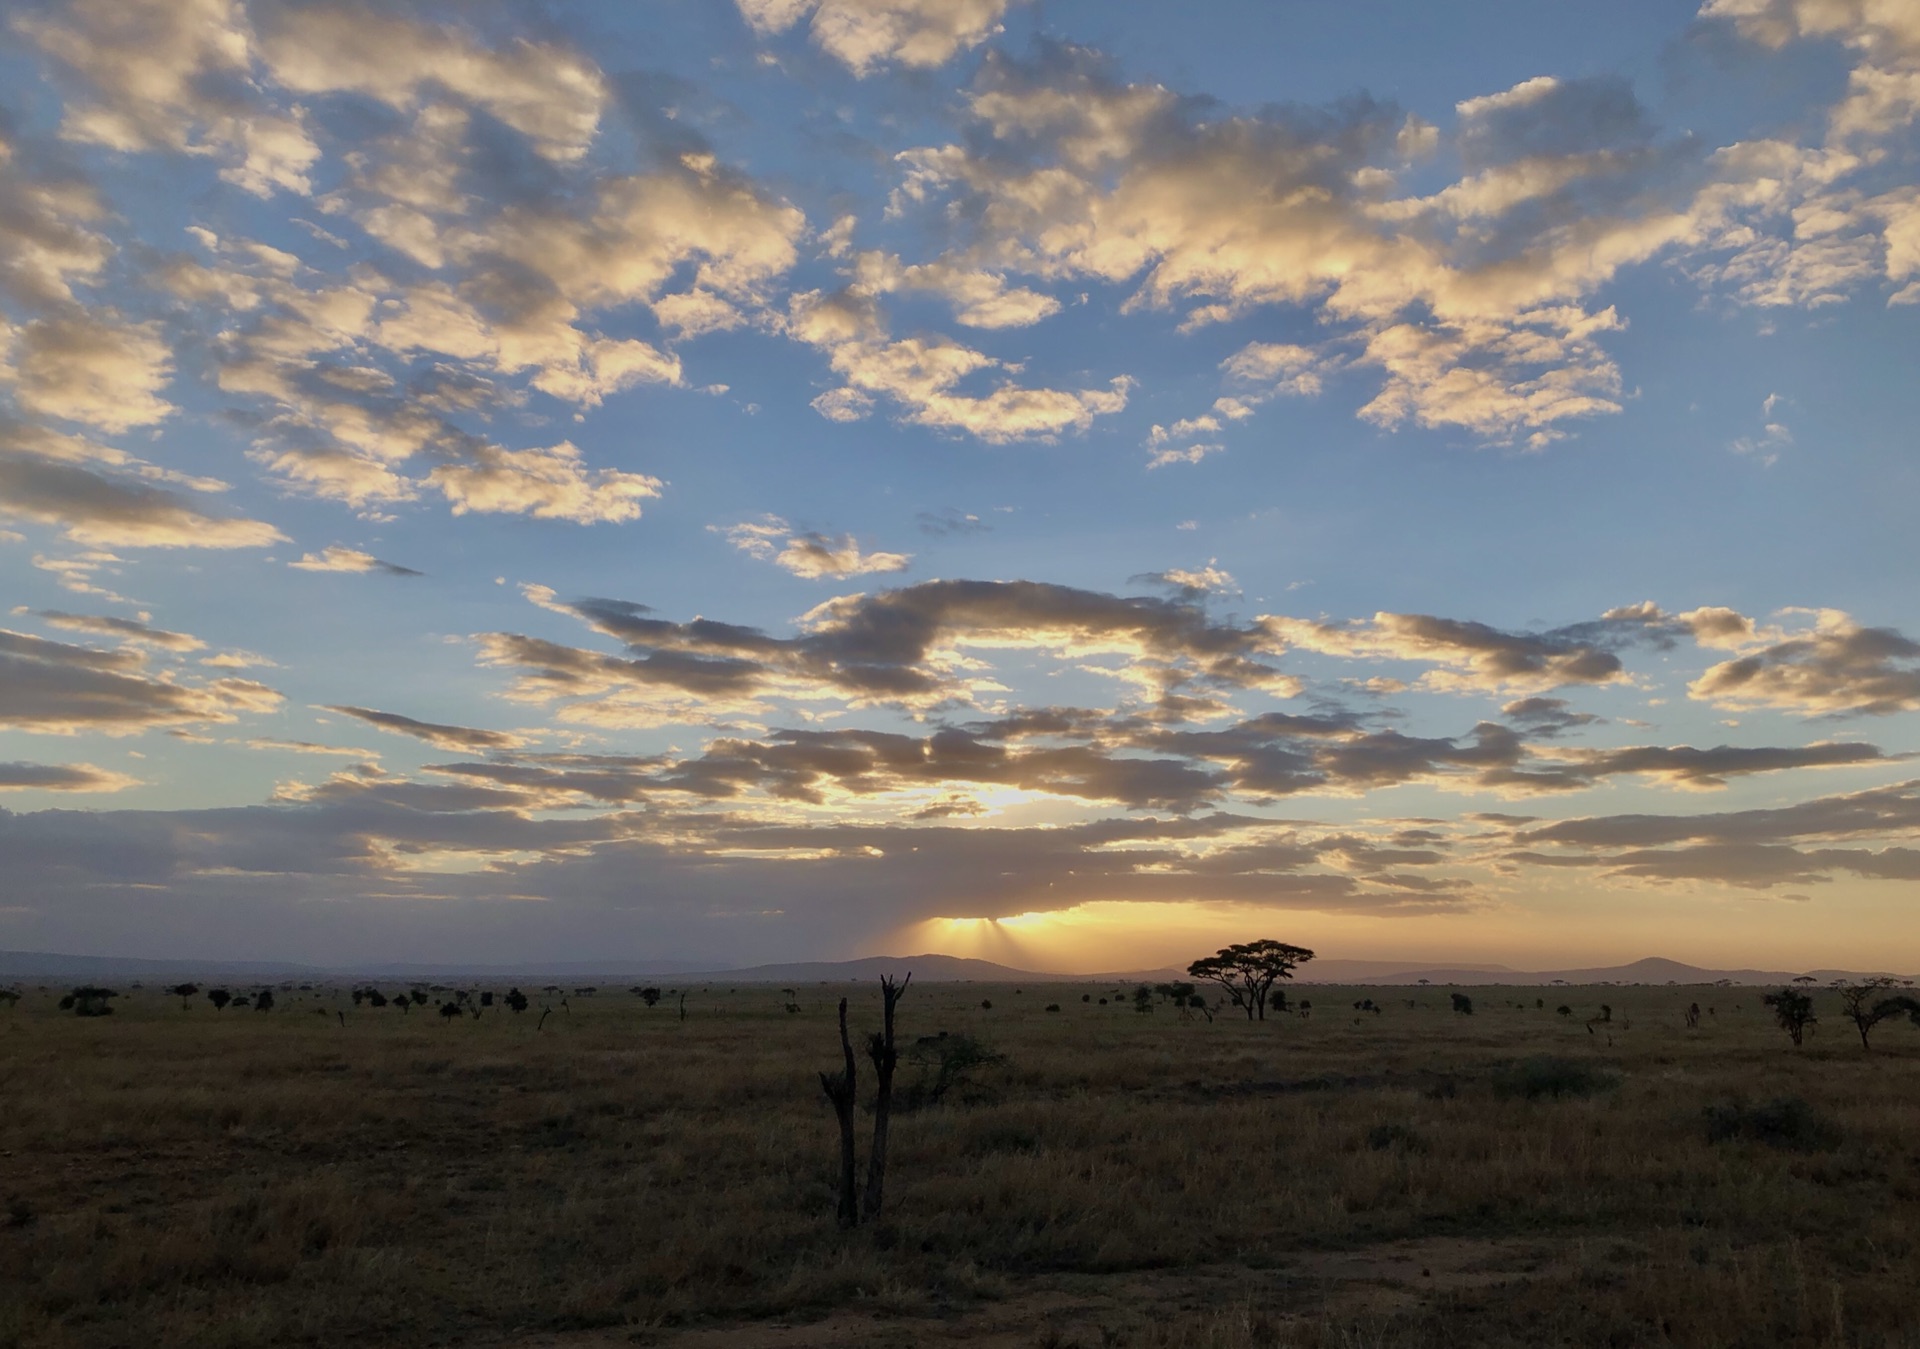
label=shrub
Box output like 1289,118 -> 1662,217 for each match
60,986 -> 118,1016
1704,1097 -> 1840,1152
1045,1004 -> 1060,1013
1450,992 -> 1474,1015
1490,1055 -> 1618,1100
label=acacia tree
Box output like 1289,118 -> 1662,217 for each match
1187,941 -> 1315,1021
1835,978 -> 1920,1051
1763,987 -> 1817,1046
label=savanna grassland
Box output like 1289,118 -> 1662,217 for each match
3,975 -> 1919,1349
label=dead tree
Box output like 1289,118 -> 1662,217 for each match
819,998 -> 860,1228
861,973 -> 911,1223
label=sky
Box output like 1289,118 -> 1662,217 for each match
1,0 -> 1918,974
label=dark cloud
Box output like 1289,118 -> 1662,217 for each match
0,761 -> 138,792
0,424 -> 286,550
1506,780 -> 1920,889
1690,617 -> 1920,716
322,705 -> 529,752
0,629 -> 281,734
1455,75 -> 1656,169
1501,696 -> 1600,736
493,579 -> 1301,710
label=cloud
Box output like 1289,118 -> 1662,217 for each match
1264,608 -> 1655,694
715,515 -> 911,578
427,442 -> 663,524
0,124 -> 114,307
0,760 -> 140,792
1502,775 -> 1920,889
915,507 -> 988,535
255,3 -> 608,163
0,421 -> 287,550
851,251 -> 1060,328
1483,739 -> 1887,792
34,610 -> 203,651
488,579 -> 1303,718
15,0 -> 314,194
788,287 -> 1131,441
322,705 -> 529,752
2,312 -> 174,432
0,627 -> 280,735
1501,696 -> 1601,736
1689,609 -> 1920,715
1135,563 -> 1236,597
736,0 -> 1012,75
288,545 -> 421,576
879,30 -> 1920,451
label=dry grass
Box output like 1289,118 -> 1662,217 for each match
3,979 -> 1918,1347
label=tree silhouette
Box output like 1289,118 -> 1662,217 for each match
1187,940 -> 1315,1020
207,988 -> 231,1012
819,998 -> 859,1228
1764,987 -> 1817,1046
861,973 -> 910,1222
253,988 -> 274,1013
1834,978 -> 1917,1051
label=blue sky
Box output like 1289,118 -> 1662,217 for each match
1,0 -> 1917,972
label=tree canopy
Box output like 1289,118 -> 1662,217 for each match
1186,940 -> 1315,1021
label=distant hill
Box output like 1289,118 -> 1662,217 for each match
0,950 -> 319,981
673,953 -> 1060,984
3,949 -> 1909,987
1298,956 -> 1915,986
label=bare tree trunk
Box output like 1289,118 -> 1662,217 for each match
862,973 -> 910,1223
819,997 -> 860,1228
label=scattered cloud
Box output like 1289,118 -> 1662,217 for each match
427,442 -> 663,524
714,516 -> 912,578
736,0 -> 1013,75
289,545 -> 422,576
33,610 -> 203,651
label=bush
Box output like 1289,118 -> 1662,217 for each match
1490,1055 -> 1618,1100
1704,1097 -> 1841,1152
60,986 -> 118,1016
